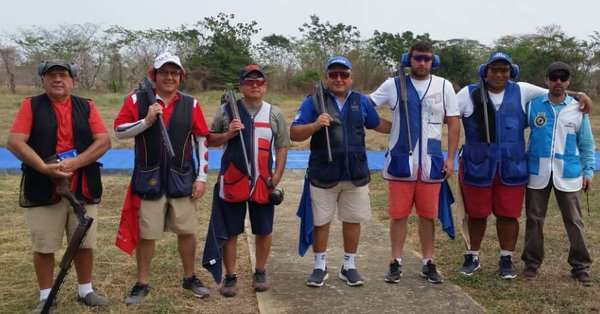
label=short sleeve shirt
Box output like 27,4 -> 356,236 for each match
456,81 -> 547,117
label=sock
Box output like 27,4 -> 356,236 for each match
314,252 -> 327,270
40,288 -> 51,301
343,253 -> 356,270
500,250 -> 513,257
393,257 -> 403,265
466,250 -> 479,256
422,258 -> 433,265
78,282 -> 93,298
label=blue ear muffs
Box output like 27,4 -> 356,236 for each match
478,63 -> 519,79
400,52 -> 440,69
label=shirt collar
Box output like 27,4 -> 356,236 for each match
543,93 -> 572,106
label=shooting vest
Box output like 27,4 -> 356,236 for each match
132,91 -> 196,200
527,95 -> 584,192
461,81 -> 527,187
19,94 -> 102,207
307,91 -> 370,188
218,100 -> 274,204
383,75 -> 447,182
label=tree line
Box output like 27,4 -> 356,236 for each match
1,13 -> 599,95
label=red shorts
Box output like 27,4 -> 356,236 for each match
388,179 -> 441,219
459,167 -> 525,219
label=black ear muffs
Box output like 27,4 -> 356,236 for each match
270,188 -> 284,205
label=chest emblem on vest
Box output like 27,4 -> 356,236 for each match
534,112 -> 546,127
148,178 -> 158,187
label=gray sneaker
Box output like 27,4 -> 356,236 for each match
384,260 -> 402,283
306,268 -> 329,287
252,269 -> 271,292
338,266 -> 364,286
219,274 -> 238,297
421,261 -> 444,284
183,274 -> 210,298
124,282 -> 150,305
77,291 -> 109,307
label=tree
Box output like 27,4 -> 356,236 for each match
0,46 -> 17,93
369,30 -> 432,71
435,39 -> 489,88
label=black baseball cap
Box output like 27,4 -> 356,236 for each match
38,61 -> 77,77
239,64 -> 265,80
547,61 -> 571,77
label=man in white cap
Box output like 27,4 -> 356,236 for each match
114,52 -> 211,304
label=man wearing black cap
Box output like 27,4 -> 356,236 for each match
290,56 -> 383,287
521,62 -> 594,286
114,52 -> 211,303
207,64 -> 289,296
456,52 -> 593,280
7,61 -> 111,311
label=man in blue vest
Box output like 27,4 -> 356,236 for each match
7,61 -> 111,311
290,56 -> 383,287
208,64 -> 289,297
370,41 -> 460,284
521,62 -> 594,286
456,52 -> 592,279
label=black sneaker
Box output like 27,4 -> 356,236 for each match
458,254 -> 481,276
183,274 -> 210,298
338,266 -> 364,286
572,271 -> 592,287
498,255 -> 517,279
421,261 -> 443,284
219,274 -> 238,297
124,282 -> 150,305
252,269 -> 271,292
306,268 -> 329,287
384,260 -> 402,283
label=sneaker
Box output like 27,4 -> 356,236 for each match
420,261 -> 443,284
77,291 -> 109,306
522,266 -> 538,279
252,269 -> 271,292
384,260 -> 402,283
498,255 -> 517,279
219,274 -> 238,297
572,271 -> 592,287
183,274 -> 210,298
306,268 -> 329,287
124,282 -> 150,305
338,266 -> 364,286
458,254 -> 481,276
33,299 -> 55,314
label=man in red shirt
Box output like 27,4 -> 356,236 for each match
114,52 -> 211,304
7,61 -> 111,311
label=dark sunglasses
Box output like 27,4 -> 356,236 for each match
327,71 -> 351,80
548,73 -> 570,82
411,54 -> 433,62
241,78 -> 266,86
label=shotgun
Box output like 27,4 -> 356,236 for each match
222,90 -> 251,178
314,82 -> 333,162
480,78 -> 491,144
397,65 -> 413,155
140,77 -> 175,159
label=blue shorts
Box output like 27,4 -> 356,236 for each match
222,200 -> 274,236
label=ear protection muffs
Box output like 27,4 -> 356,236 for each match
400,52 -> 440,69
477,62 -> 519,79
37,61 -> 78,78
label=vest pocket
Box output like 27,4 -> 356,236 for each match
19,166 -> 58,207
132,165 -> 162,200
251,176 -> 272,205
221,163 -> 250,203
463,144 -> 491,181
427,138 -> 444,180
167,165 -> 194,198
562,155 -> 582,178
348,151 -> 369,181
388,151 -> 411,178
500,145 -> 527,182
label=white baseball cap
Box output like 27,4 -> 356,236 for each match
153,52 -> 184,72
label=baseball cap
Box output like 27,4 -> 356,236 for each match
153,52 -> 184,72
38,61 -> 78,77
239,64 -> 265,80
546,61 -> 571,77
325,56 -> 352,70
485,52 -> 514,66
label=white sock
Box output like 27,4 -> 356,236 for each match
40,288 -> 51,301
343,253 -> 356,270
78,282 -> 93,298
466,250 -> 479,256
394,257 -> 403,265
314,252 -> 327,270
500,250 -> 513,257
422,258 -> 433,265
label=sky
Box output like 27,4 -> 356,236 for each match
1,0 -> 598,45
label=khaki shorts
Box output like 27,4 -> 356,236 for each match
310,181 -> 371,226
25,200 -> 98,253
139,196 -> 198,239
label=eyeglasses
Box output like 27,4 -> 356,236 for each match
241,78 -> 266,87
548,73 -> 570,82
156,69 -> 182,77
411,54 -> 433,62
327,71 -> 351,80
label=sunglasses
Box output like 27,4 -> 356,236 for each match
411,54 -> 433,62
156,69 -> 182,77
241,78 -> 266,87
327,71 -> 351,80
548,73 -> 570,82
